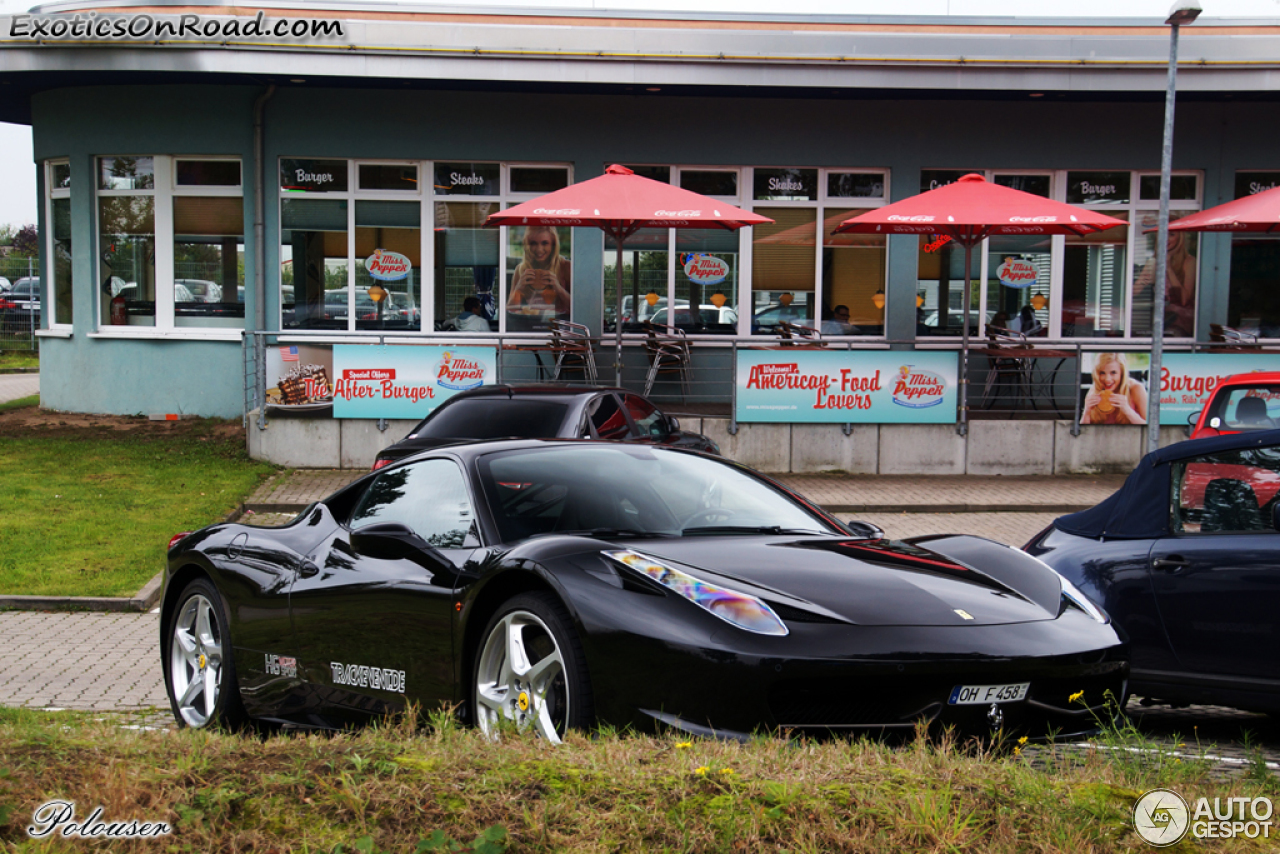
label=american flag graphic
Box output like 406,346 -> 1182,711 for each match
280,346 -> 299,362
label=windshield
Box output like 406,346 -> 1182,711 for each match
414,399 -> 569,440
477,445 -> 839,543
1209,386 -> 1280,432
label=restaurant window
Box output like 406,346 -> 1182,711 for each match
1226,172 -> 1280,339
95,156 -> 243,332
46,160 -> 72,327
916,169 -> 1200,340
604,166 -> 888,337
281,159 -> 424,332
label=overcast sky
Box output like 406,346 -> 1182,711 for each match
0,0 -> 1276,228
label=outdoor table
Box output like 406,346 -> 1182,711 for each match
974,346 -> 1076,416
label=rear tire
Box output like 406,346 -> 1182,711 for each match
165,578 -> 248,730
473,592 -> 593,743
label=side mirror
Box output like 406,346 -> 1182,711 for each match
351,522 -> 433,561
667,416 -> 681,434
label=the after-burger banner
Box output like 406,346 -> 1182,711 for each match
735,350 -> 957,424
333,345 -> 496,419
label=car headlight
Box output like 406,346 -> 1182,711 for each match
1057,574 -> 1109,624
603,549 -> 788,636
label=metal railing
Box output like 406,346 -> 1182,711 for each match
241,330 -> 1279,436
0,257 -> 39,353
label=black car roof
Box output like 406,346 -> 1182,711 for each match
447,384 -> 627,402
1055,428 -> 1280,540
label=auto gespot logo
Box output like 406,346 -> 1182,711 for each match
332,368 -> 436,405
436,351 -> 487,391
891,364 -> 947,409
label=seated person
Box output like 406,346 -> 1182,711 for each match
1235,395 -> 1273,428
454,296 -> 491,332
820,304 -> 856,335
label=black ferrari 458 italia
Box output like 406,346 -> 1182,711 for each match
162,440 -> 1127,741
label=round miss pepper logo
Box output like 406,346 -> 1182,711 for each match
437,351 -> 487,391
892,364 -> 947,409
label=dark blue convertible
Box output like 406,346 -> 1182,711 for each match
1026,428 -> 1280,715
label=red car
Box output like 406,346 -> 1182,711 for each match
1189,371 -> 1280,440
1184,372 -> 1280,509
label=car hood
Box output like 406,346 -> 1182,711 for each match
627,535 -> 1061,627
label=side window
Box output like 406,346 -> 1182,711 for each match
623,394 -> 667,439
350,459 -> 479,548
1173,448 -> 1280,534
587,394 -> 631,440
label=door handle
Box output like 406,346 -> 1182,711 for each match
1152,555 -> 1189,573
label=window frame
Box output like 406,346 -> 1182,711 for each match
45,158 -> 72,329
93,154 -> 244,338
609,165 -> 892,339
277,158 -> 574,335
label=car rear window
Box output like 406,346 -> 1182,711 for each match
415,399 -> 568,439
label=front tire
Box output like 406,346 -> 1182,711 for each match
473,592 -> 593,744
165,578 -> 247,729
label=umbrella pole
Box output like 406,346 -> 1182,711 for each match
615,238 -> 625,384
958,240 -> 973,437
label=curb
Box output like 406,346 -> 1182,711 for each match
0,367 -> 38,374
0,504 -> 247,614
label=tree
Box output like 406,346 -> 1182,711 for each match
11,224 -> 38,258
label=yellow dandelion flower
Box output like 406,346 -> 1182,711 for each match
1068,690 -> 1085,704
675,741 -> 692,750
720,768 -> 735,776
1017,736 -> 1029,746
1013,746 -> 1022,756
695,766 -> 709,776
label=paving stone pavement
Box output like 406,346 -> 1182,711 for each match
0,612 -> 165,711
0,372 -> 39,404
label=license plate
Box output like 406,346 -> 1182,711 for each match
948,682 -> 1030,705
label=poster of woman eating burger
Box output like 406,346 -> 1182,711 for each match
1080,352 -> 1149,425
506,225 -> 571,330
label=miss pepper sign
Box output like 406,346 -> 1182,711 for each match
736,350 -> 957,423
332,345 -> 496,419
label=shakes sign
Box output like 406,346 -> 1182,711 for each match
736,351 -> 957,423
333,345 -> 496,419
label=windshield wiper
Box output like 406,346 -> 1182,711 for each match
681,525 -> 829,537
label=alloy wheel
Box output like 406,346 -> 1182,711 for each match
475,609 -> 569,743
169,593 -> 225,728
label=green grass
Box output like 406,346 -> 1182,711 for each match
0,350 -> 38,370
0,395 -> 37,414
0,421 -> 276,597
0,706 -> 1273,853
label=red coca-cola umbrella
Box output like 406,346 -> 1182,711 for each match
486,164 -> 773,379
1168,183 -> 1280,233
833,174 -> 1127,430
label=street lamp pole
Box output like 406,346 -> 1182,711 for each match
1148,0 -> 1201,454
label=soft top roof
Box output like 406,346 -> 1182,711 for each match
1054,428 -> 1280,540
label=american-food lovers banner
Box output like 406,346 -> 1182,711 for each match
735,350 -> 958,423
333,345 -> 497,419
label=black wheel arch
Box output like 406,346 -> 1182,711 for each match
458,564 -> 585,720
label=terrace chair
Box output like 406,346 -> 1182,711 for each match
777,321 -> 824,347
1209,324 -> 1260,351
643,324 -> 692,398
549,318 -> 598,384
981,326 -> 1033,410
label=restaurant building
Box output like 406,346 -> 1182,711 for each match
4,2 -> 1280,471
